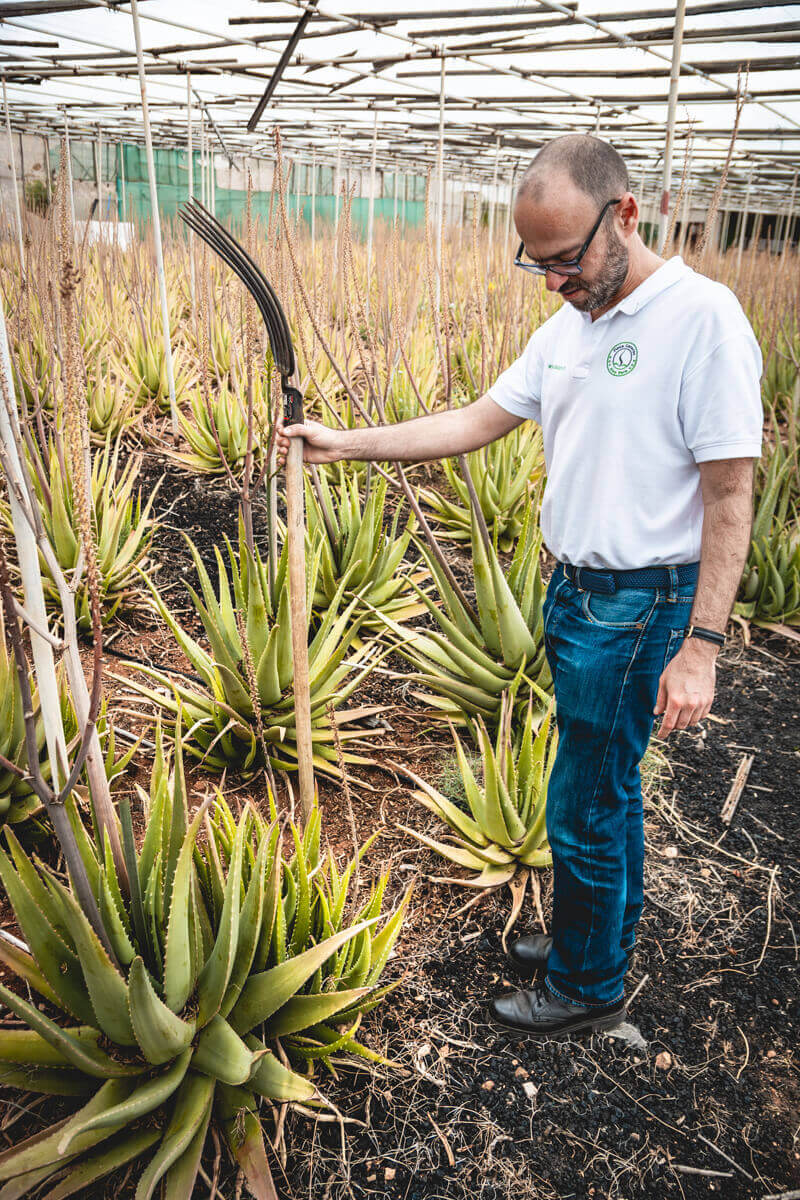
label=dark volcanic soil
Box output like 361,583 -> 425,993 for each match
3,453 -> 798,1200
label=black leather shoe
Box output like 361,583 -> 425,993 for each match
508,933 -> 553,976
490,981 -> 626,1040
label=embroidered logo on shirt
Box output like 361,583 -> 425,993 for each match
606,342 -> 638,376
547,363 -> 566,371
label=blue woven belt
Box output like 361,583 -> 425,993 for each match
561,561 -> 700,594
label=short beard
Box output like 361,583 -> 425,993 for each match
560,219 -> 629,313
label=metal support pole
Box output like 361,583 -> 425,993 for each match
488,136 -> 500,244
42,133 -> 51,207
210,138 -> 215,217
130,0 -> 178,438
119,140 -> 126,221
504,164 -> 516,249
3,79 -> 25,271
659,0 -> 687,250
735,169 -> 753,281
486,135 -> 500,281
366,109 -> 378,279
186,71 -> 195,308
334,127 -> 342,228
311,146 -> 316,248
402,170 -> 407,229
200,111 -> 206,209
95,125 -> 102,221
780,172 -> 797,265
435,49 -> 446,301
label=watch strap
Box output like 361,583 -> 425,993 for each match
685,624 -> 725,647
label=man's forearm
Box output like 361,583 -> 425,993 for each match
691,490 -> 753,633
340,407 -> 484,463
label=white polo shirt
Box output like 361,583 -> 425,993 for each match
488,255 -> 763,570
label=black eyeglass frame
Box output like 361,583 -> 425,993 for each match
514,196 -> 623,277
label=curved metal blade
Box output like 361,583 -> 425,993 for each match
179,199 -> 300,417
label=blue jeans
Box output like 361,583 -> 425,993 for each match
541,562 -> 697,1007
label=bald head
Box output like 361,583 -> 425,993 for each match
516,134 -> 629,208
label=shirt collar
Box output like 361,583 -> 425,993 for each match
579,255 -> 690,324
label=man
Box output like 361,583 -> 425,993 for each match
276,135 -> 763,1041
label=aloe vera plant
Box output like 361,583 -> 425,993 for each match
0,627 -> 135,825
86,361 -> 139,440
206,794 -> 411,1075
397,693 -> 555,936
736,434 -> 800,624
421,422 -> 544,552
0,730 -> 403,1198
177,384 -> 264,476
381,501 -> 552,728
1,436 -> 158,632
305,464 -> 428,629
122,325 -> 193,410
126,521 -> 384,776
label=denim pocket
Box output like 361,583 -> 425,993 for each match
662,626 -> 686,673
580,587 -> 657,630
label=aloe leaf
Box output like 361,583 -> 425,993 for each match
47,877 -> 136,1047
38,1127 -> 161,1200
244,1038 -> 316,1102
163,803 -> 208,1013
0,983 -> 140,1078
191,1014 -> 259,1086
217,1084 -> 279,1200
229,917 -> 380,1035
128,957 -> 195,1066
59,1048 -> 193,1155
266,987 -> 372,1037
195,808 -> 246,1025
134,1071 -> 214,1200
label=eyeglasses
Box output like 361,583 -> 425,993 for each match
514,197 -> 622,277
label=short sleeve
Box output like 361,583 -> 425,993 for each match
488,325 -> 546,425
679,331 -> 763,463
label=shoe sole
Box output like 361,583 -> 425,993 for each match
492,1007 -> 626,1040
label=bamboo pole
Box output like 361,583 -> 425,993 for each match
3,79 -> 25,271
284,369 -> 314,819
130,0 -> 178,438
658,0 -> 687,249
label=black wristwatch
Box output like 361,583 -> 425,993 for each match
684,624 -> 725,648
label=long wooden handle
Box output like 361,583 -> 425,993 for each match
284,416 -> 315,820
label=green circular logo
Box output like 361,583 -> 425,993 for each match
606,342 -> 638,376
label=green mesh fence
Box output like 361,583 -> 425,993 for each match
52,141 -> 428,233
